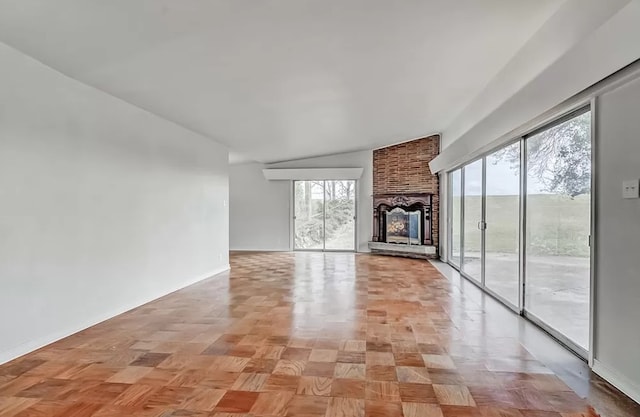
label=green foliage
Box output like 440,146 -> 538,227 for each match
453,194 -> 590,257
498,112 -> 591,198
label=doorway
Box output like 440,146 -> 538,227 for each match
293,180 -> 356,251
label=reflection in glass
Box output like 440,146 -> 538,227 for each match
386,208 -> 421,245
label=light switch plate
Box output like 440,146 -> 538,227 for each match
623,179 -> 639,199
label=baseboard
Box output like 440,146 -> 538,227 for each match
230,249 -> 290,252
0,264 -> 230,365
231,249 -> 373,254
593,359 -> 640,405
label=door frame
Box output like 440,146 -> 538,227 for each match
447,169 -> 462,269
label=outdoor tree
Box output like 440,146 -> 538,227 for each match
294,180 -> 355,248
496,112 -> 591,198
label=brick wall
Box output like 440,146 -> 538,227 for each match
373,135 -> 440,249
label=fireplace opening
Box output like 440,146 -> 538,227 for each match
372,193 -> 433,247
386,207 -> 421,245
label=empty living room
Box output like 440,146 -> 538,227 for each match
2,1 -> 640,416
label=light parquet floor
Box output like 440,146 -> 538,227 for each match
0,252 -> 635,416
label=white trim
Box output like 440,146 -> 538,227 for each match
263,168 -> 363,181
593,360 -> 640,405
0,265 -> 230,365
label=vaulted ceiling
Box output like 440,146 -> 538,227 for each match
0,0 -> 565,163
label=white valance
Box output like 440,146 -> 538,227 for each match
262,168 -> 364,181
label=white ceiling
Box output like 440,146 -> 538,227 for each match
0,0 -> 564,163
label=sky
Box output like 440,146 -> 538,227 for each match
454,150 -> 547,196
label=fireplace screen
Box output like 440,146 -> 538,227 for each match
386,207 -> 421,245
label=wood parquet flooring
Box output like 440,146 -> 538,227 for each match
0,252 -> 627,416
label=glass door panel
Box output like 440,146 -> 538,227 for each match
294,180 -> 325,250
525,110 -> 591,350
450,170 -> 462,267
485,143 -> 521,306
294,180 -> 357,251
462,160 -> 483,282
324,180 -> 356,251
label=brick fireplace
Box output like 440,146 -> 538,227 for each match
369,135 -> 440,259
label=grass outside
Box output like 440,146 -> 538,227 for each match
453,194 -> 590,257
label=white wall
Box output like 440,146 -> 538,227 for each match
442,0 -> 631,150
432,0 -> 640,173
593,77 -> 640,402
229,163 -> 291,251
230,150 -> 373,252
0,43 -> 229,364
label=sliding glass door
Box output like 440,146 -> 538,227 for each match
447,108 -> 592,356
449,170 -> 462,267
485,143 -> 521,306
294,180 -> 356,251
294,181 -> 325,250
524,110 -> 591,351
462,160 -> 483,283
324,180 -> 357,251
